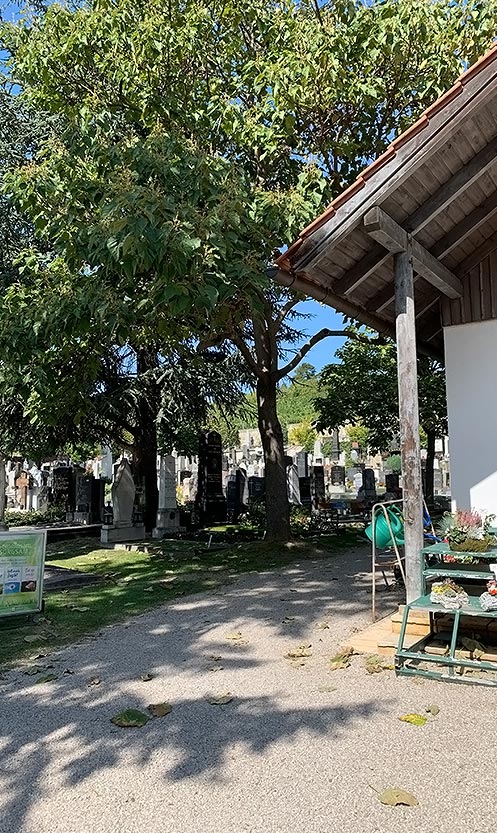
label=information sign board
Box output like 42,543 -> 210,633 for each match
0,530 -> 46,618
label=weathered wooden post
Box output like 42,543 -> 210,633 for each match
394,243 -> 423,601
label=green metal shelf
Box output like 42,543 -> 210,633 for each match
408,593 -> 497,617
422,542 -> 497,559
424,567 -> 494,581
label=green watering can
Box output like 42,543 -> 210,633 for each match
365,505 -> 405,548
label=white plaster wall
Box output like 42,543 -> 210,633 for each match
444,319 -> 497,515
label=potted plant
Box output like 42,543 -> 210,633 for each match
436,509 -> 496,553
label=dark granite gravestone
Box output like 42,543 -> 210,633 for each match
331,466 -> 346,487
248,476 -> 265,503
296,450 -> 309,478
52,466 -> 75,513
299,477 -> 312,508
385,472 -> 400,493
330,428 -> 340,461
195,430 -> 227,525
362,468 -> 377,500
312,465 -> 325,508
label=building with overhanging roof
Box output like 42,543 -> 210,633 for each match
275,44 -> 497,601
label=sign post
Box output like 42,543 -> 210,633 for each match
0,530 -> 46,618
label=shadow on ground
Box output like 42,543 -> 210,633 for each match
0,545 -> 401,832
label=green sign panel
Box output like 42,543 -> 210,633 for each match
0,530 -> 46,617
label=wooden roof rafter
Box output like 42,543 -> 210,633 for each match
275,43 -> 497,361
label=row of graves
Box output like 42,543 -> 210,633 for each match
6,460 -> 105,524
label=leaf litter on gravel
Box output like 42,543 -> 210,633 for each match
206,692 -> 233,705
147,702 -> 172,717
34,673 -> 58,684
284,644 -> 312,660
329,647 -> 354,671
399,713 -> 427,726
365,655 -> 394,674
377,787 -> 419,807
111,709 -> 150,728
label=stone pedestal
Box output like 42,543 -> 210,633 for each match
101,523 -> 146,544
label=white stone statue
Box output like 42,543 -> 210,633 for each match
111,458 -> 135,525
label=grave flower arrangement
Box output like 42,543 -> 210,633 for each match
436,509 -> 496,553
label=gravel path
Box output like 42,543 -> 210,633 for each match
0,544 -> 494,833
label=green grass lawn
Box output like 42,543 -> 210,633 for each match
0,528 -> 364,669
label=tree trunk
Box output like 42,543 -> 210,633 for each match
0,453 -> 6,530
134,348 -> 159,533
425,428 -> 436,508
257,375 -> 290,543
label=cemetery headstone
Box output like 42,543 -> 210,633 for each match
195,431 -> 227,525
330,465 -> 346,494
299,476 -> 312,508
52,466 -> 75,516
153,454 -> 181,537
15,471 -> 30,511
296,450 -> 309,479
312,465 -> 325,508
361,468 -> 377,501
313,439 -> 323,465
287,464 -> 301,505
101,458 -> 145,543
248,476 -> 265,503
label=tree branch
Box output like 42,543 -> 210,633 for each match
273,295 -> 299,334
231,328 -> 262,378
276,329 -> 381,381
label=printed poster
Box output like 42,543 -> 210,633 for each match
0,531 -> 46,617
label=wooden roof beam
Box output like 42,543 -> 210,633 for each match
333,244 -> 390,295
406,133 -> 497,233
331,136 -> 497,297
367,194 -> 497,312
431,190 -> 497,258
364,207 -> 463,298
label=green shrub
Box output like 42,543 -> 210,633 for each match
5,506 -> 65,527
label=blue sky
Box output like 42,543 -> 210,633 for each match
288,300 -> 347,373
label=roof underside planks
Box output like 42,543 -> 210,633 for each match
276,44 -> 497,360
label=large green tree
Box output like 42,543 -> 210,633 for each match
1,0 -> 496,539
315,333 -> 448,502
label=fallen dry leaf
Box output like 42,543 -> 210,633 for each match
225,632 -> 243,641
24,665 -> 46,676
399,713 -> 427,726
425,704 -> 440,716
285,644 -> 312,659
34,673 -> 58,684
206,692 -> 233,705
329,647 -> 354,671
378,787 -> 419,807
111,709 -> 150,728
147,702 -> 172,717
365,655 -> 394,674
140,673 -> 154,682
